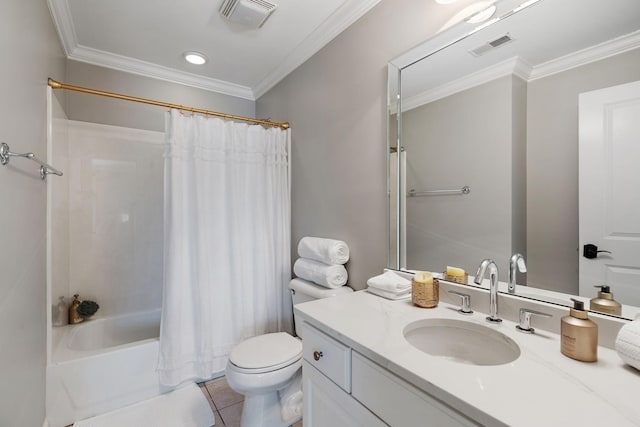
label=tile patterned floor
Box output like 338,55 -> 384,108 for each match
198,376 -> 303,427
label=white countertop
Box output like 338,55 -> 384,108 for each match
295,290 -> 640,427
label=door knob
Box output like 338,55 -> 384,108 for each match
583,243 -> 612,259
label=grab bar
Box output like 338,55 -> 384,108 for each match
0,142 -> 63,180
408,186 -> 470,197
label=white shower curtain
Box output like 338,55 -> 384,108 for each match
158,110 -> 291,387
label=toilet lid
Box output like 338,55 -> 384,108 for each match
229,332 -> 302,371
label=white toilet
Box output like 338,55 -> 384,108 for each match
225,280 -> 353,427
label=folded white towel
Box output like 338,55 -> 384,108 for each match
615,320 -> 640,371
366,271 -> 411,293
297,237 -> 350,265
293,258 -> 348,289
367,286 -> 411,300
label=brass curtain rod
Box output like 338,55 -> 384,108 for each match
48,78 -> 290,130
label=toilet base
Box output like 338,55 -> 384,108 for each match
240,391 -> 301,427
225,357 -> 302,427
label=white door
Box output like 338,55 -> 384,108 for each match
579,80 -> 640,307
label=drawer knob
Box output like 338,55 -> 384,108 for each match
313,350 -> 323,361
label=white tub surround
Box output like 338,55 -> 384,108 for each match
295,288 -> 640,426
50,120 -> 165,319
47,310 -> 166,427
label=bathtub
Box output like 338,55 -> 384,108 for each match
46,309 -> 167,427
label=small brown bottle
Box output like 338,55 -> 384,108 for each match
561,298 -> 597,362
69,294 -> 84,325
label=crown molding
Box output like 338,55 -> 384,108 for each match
403,57 -> 531,112
529,30 -> 640,81
68,45 -> 255,100
253,0 -> 382,99
47,0 -> 77,56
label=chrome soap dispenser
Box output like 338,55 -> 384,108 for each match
590,285 -> 622,316
561,298 -> 598,362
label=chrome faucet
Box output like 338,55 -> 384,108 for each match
474,259 -> 502,323
508,253 -> 527,295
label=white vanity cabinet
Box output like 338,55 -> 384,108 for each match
296,290 -> 640,426
302,322 -> 385,426
302,361 -> 386,427
351,352 -> 478,426
302,321 -> 479,427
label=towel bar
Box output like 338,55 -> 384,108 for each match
0,142 -> 63,180
408,186 -> 470,197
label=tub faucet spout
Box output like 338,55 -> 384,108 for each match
474,259 -> 502,323
508,253 -> 527,294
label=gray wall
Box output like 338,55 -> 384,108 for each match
64,61 -> 255,132
527,48 -> 640,293
256,0 -> 479,289
0,1 -> 66,426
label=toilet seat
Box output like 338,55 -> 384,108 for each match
229,332 -> 302,374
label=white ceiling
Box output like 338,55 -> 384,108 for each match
47,0 -> 382,100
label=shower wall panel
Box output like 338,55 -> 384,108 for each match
52,121 -> 164,317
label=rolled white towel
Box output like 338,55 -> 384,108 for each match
367,270 -> 411,293
297,237 -> 350,265
293,258 -> 348,288
615,320 -> 640,371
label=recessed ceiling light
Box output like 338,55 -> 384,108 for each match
183,52 -> 207,65
439,0 -> 495,31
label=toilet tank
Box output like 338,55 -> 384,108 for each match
289,279 -> 353,338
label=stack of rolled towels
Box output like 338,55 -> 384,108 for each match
615,319 -> 640,371
293,237 -> 350,288
366,270 -> 411,300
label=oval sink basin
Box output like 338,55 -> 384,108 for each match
403,318 -> 520,366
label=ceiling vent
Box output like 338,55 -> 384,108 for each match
219,0 -> 278,29
468,34 -> 514,57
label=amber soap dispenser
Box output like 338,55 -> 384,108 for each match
561,298 -> 598,362
590,285 -> 622,316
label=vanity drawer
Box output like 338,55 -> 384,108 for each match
351,352 -> 479,427
302,322 -> 351,392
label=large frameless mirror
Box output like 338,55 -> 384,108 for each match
387,0 -> 640,319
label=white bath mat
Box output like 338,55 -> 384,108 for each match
72,382 -> 214,427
